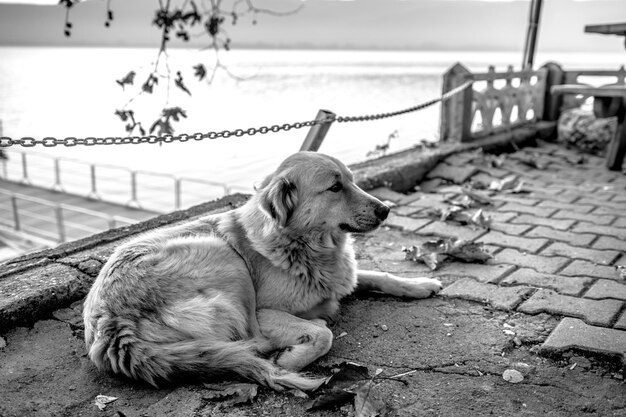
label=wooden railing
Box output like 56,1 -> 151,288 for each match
439,63 -> 547,142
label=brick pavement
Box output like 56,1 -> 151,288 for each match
371,141 -> 626,365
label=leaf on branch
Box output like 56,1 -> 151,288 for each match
115,71 -> 136,89
203,382 -> 258,406
142,74 -> 159,94
193,64 -> 207,81
403,238 -> 492,270
149,119 -> 173,136
175,71 -> 192,96
162,107 -> 187,122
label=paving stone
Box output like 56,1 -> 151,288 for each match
417,221 -> 487,242
518,289 -> 623,327
510,214 -> 576,231
584,279 -> 626,301
540,317 -> 626,362
489,222 -> 533,236
552,210 -> 615,225
440,278 -> 532,310
612,217 -> 626,229
475,166 -> 510,179
615,311 -> 626,330
560,260 -> 622,280
490,195 -> 540,206
576,198 -> 626,211
484,211 -> 517,223
524,226 -> 596,247
528,191 -> 581,204
592,235 -> 626,252
426,163 -> 478,184
396,193 -> 425,205
369,187 -> 407,203
591,206 -> 625,217
432,263 -> 515,283
477,231 -> 548,253
540,242 -> 619,265
416,178 -> 445,193
572,222 -> 626,240
501,268 -> 593,296
498,202 -> 557,218
385,214 -> 431,232
536,200 -> 595,214
407,193 -> 451,212
392,205 -> 422,217
495,248 -> 569,274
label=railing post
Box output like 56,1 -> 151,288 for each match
174,178 -> 182,210
53,158 -> 63,191
300,109 -> 336,152
440,63 -> 473,142
11,195 -> 20,231
21,152 -> 30,184
88,164 -> 99,200
127,171 -> 140,208
55,206 -> 66,243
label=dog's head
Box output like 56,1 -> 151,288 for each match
258,152 -> 389,233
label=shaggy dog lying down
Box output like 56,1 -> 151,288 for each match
83,152 -> 442,390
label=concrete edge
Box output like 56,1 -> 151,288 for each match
352,121 -> 555,192
0,123 -> 556,332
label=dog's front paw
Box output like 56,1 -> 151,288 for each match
394,277 -> 442,299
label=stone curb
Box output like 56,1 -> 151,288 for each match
0,122 -> 555,332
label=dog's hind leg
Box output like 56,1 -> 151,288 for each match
257,309 -> 333,372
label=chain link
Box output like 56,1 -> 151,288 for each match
0,81 -> 472,148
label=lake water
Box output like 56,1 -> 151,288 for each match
0,47 -> 623,206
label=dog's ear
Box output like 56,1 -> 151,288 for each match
260,175 -> 297,228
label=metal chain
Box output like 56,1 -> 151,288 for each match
0,81 -> 472,148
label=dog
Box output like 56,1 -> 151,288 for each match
83,151 -> 442,391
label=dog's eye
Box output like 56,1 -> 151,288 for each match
328,183 -> 343,193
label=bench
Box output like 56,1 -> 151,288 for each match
551,84 -> 626,171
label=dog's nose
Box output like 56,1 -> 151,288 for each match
375,204 -> 390,221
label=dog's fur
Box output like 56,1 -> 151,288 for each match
83,151 -> 442,391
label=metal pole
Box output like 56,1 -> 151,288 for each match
128,171 -> 139,208
300,109 -> 336,152
174,178 -> 181,210
53,158 -> 63,191
89,164 -> 98,199
11,195 -> 20,231
21,153 -> 30,184
522,0 -> 543,70
55,206 -> 66,243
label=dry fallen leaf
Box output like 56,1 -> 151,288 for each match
95,395 -> 118,411
353,380 -> 386,417
403,238 -> 492,270
203,382 -> 258,406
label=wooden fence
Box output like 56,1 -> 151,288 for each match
440,62 -> 626,144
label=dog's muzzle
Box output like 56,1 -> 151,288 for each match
375,204 -> 390,221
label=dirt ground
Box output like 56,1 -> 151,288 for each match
1,291 -> 625,417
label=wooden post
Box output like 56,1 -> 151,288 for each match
540,62 -> 565,121
439,63 -> 473,142
300,109 -> 335,152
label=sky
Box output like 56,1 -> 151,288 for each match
0,0 -> 624,52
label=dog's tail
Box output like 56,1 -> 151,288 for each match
88,320 -> 324,391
